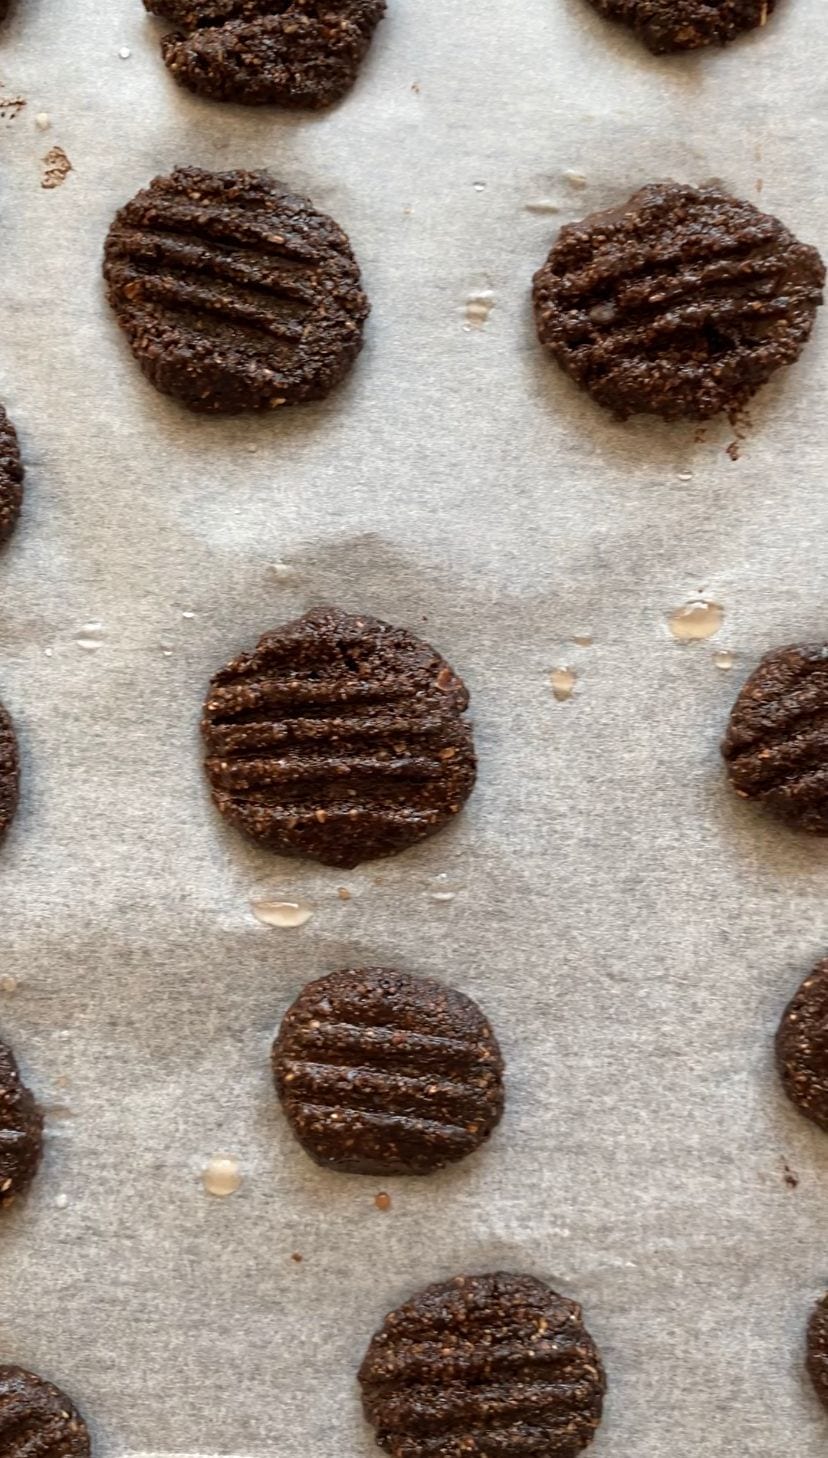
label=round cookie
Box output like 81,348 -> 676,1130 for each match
273,968 -> 504,1175
721,643 -> 828,833
776,959 -> 828,1129
0,1040 -> 42,1203
0,1368 -> 90,1458
359,1272 -> 606,1458
202,606 -> 476,867
532,181 -> 825,421
808,1294 -> 828,1411
583,0 -> 777,54
103,166 -> 369,414
0,702 -> 19,845
143,0 -> 386,108
0,406 -> 23,544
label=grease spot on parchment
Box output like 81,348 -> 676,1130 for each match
550,667 -> 576,701
201,1155 -> 242,1197
667,600 -> 724,643
249,888 -> 314,928
464,290 -> 495,330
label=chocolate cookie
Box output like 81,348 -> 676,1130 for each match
808,1294 -> 828,1410
143,0 -> 386,108
583,0 -> 777,53
721,643 -> 828,833
359,1273 -> 606,1458
202,607 -> 476,867
776,959 -> 828,1130
0,1041 -> 42,1203
0,1368 -> 90,1458
0,407 -> 23,544
532,181 -> 825,421
0,702 -> 18,845
272,968 -> 504,1175
103,167 -> 369,414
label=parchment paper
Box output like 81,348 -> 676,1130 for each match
0,1 -> 826,1455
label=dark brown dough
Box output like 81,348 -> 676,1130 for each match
0,702 -> 19,845
0,407 -> 23,544
143,0 -> 386,108
583,0 -> 777,53
272,968 -> 504,1175
0,1368 -> 90,1458
202,606 -> 476,868
0,1041 -> 42,1203
808,1294 -> 828,1411
776,959 -> 828,1129
721,642 -> 828,833
103,166 -> 369,414
532,181 -> 825,421
359,1273 -> 606,1458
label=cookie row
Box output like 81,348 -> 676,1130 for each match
98,168 -> 826,423
6,946 -> 828,1202
0,608 -> 824,860
3,1265 -> 828,1458
117,0 -> 787,111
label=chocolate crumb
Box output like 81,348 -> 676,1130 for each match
41,146 -> 72,190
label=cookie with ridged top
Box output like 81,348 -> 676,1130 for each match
722,643 -> 828,832
0,1367 -> 89,1458
0,1041 -> 42,1203
272,968 -> 504,1174
359,1272 -> 606,1458
202,607 -> 476,867
0,702 -> 18,846
808,1293 -> 828,1411
0,407 -> 23,544
776,958 -> 828,1129
143,0 -> 385,107
533,181 -> 824,420
103,166 -> 369,414
584,0 -> 778,54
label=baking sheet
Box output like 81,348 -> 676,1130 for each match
0,0 -> 827,1454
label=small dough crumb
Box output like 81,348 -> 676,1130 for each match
41,146 -> 72,190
